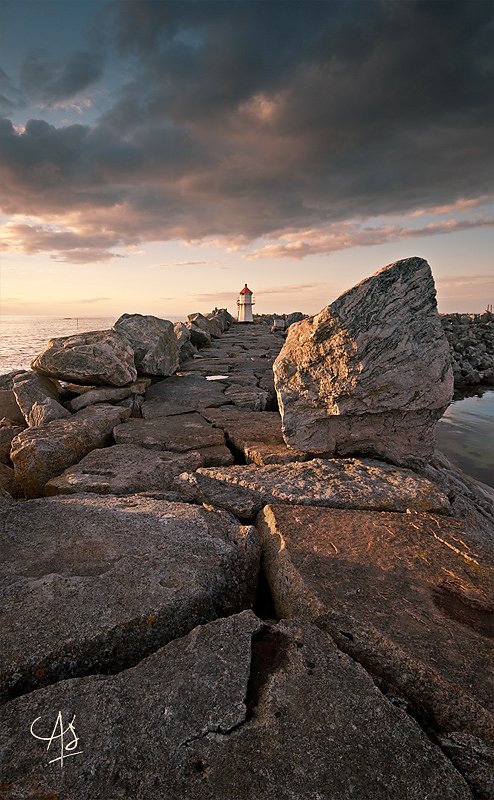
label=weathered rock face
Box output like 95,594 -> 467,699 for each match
173,457 -> 451,520
45,444 -> 202,496
258,504 -> 494,796
144,373 -> 229,415
10,404 -> 130,497
274,257 -> 454,466
187,322 -> 212,348
114,313 -> 179,376
174,320 -> 191,344
224,384 -> 269,411
113,413 -> 233,466
202,406 -> 309,465
12,371 -> 71,427
0,496 -> 259,704
65,379 -> 150,412
31,329 -> 137,386
0,389 -> 25,424
188,312 -> 222,339
0,611 -> 472,799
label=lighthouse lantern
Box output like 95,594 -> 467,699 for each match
237,283 -> 254,323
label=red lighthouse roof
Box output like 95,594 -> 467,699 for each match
239,283 -> 253,295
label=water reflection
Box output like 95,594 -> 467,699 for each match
436,388 -> 494,488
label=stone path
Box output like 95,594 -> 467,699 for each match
1,318 -> 493,798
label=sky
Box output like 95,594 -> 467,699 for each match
0,0 -> 493,319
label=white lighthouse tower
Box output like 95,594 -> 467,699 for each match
237,283 -> 254,323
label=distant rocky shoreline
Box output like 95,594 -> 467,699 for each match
0,258 -> 493,800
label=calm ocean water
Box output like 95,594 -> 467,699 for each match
1,316 -> 492,488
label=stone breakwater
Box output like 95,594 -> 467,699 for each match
441,311 -> 494,388
0,259 -> 493,800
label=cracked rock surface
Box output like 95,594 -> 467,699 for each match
0,612 -> 472,800
258,503 -> 494,797
173,457 -> 451,520
0,495 -> 259,704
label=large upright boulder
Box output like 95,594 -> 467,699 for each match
274,257 -> 453,465
114,313 -> 179,377
31,330 -> 137,386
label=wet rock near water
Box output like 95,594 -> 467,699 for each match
0,496 -> 260,705
274,257 -> 454,466
31,329 -> 138,386
0,611 -> 472,800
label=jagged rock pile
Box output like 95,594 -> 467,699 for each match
0,259 -> 493,799
441,312 -> 494,387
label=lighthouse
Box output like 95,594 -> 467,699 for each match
237,283 -> 254,323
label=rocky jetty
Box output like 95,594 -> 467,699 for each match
0,272 -> 492,799
441,311 -> 494,388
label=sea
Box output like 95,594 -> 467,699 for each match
1,315 -> 493,488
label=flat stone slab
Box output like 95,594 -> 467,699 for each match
113,413 -> 233,466
143,374 -> 229,417
45,445 -> 203,496
0,495 -> 259,704
0,612 -> 471,800
10,404 -> 130,498
203,407 -> 309,465
173,457 -> 451,520
258,504 -> 494,794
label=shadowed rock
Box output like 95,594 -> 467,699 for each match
66,379 -> 150,412
0,389 -> 25,425
257,504 -> 494,797
11,404 -> 130,497
31,329 -> 137,386
0,496 -> 260,705
172,458 -> 450,520
0,420 -> 24,465
274,257 -> 454,466
0,612 -> 472,799
114,313 -> 179,377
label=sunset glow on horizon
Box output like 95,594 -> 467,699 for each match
0,0 -> 493,319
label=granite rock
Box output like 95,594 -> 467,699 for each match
144,374 -> 229,415
45,444 -> 202,496
66,379 -> 149,412
258,503 -> 494,796
114,313 -> 179,377
12,371 -> 71,427
0,389 -> 25,425
172,457 -> 451,520
0,496 -> 259,704
113,413 -> 233,466
0,612 -> 472,799
10,404 -> 130,497
187,322 -> 212,348
274,257 -> 454,466
0,419 -> 24,465
31,329 -> 137,386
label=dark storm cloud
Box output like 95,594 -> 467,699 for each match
19,48 -> 103,105
0,0 -> 493,261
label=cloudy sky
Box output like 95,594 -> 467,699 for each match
0,0 -> 493,317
